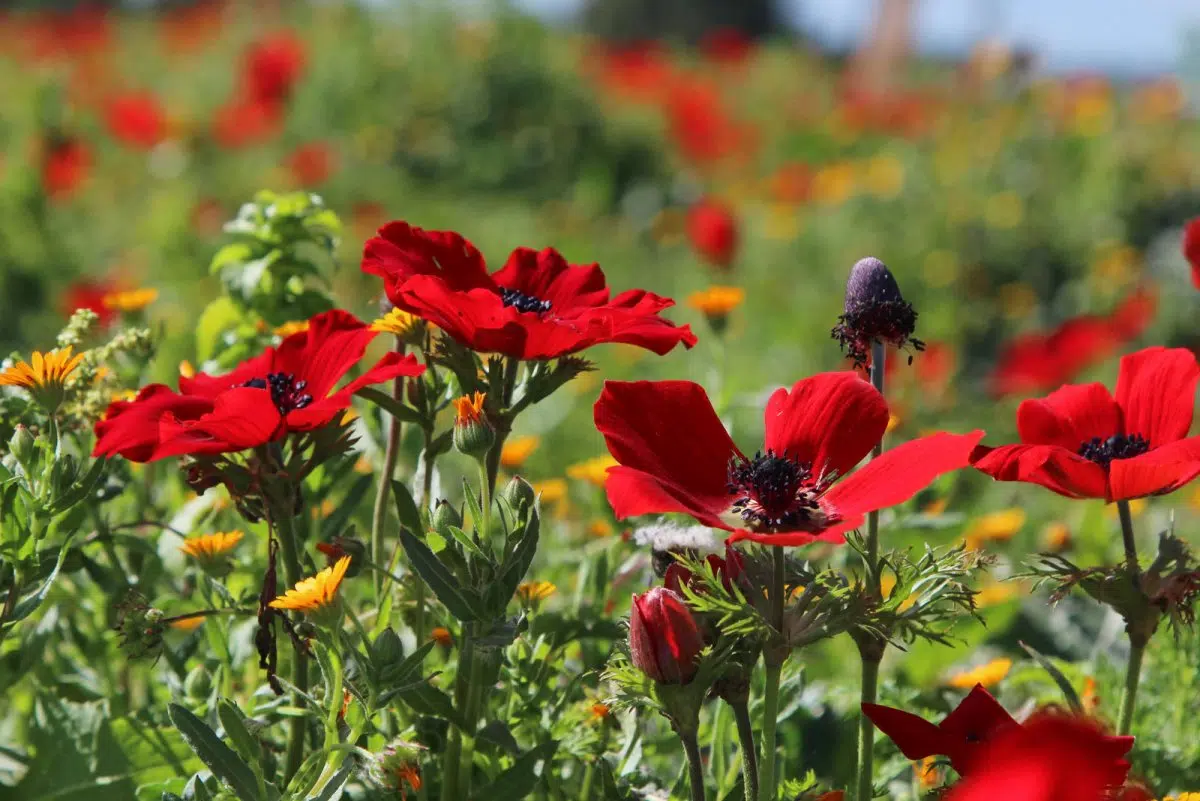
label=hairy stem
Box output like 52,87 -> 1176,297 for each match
1115,499 -> 1146,736
274,510 -> 309,783
1117,499 -> 1140,575
731,699 -> 760,801
855,654 -> 881,801
681,731 -> 707,801
370,338 -> 406,601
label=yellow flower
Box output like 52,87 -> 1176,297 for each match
269,556 -> 351,614
974,581 -> 1019,609
885,414 -> 901,434
1081,675 -> 1100,712
964,509 -> 1025,550
811,162 -> 856,207
168,615 -> 206,632
0,347 -> 86,409
274,320 -> 310,338
180,530 -> 244,560
371,308 -> 420,338
588,519 -> 614,538
567,455 -> 618,487
947,657 -> 1012,689
431,626 -> 454,647
102,287 -> 158,312
353,455 -> 373,474
923,498 -> 949,516
863,154 -> 905,199
179,360 -> 196,379
1043,522 -> 1071,552
1162,793 -> 1200,801
916,755 -> 940,789
687,286 -> 745,320
532,478 -> 567,506
500,435 -> 540,470
452,392 -> 486,425
517,580 -> 556,604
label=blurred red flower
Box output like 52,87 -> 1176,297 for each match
361,221 -> 697,360
93,310 -> 424,462
589,40 -> 675,104
42,137 -> 91,200
25,6 -> 111,64
665,76 -> 755,165
1183,217 -> 1200,289
242,31 -> 306,108
973,346 -> 1200,501
105,92 -> 167,150
686,198 -> 738,269
768,162 -> 812,205
61,278 -> 117,326
286,141 -> 336,186
629,587 -> 704,684
159,0 -> 226,54
211,98 -> 282,148
594,373 -> 982,547
699,28 -> 754,68
946,712 -> 1134,801
988,287 -> 1156,398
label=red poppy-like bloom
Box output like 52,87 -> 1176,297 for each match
973,346 -> 1200,502
211,98 -> 282,149
93,310 -> 424,462
664,76 -> 755,165
361,221 -> 697,360
242,31 -> 306,108
594,373 -> 983,547
588,40 -> 675,104
286,141 -> 336,186
105,91 -> 167,150
629,587 -> 705,684
988,287 -> 1157,398
865,685 -> 1133,782
42,137 -> 91,199
699,28 -> 754,68
61,278 -> 117,326
686,199 -> 738,269
1183,217 -> 1200,290
945,712 -> 1135,801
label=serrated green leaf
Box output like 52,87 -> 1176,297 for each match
167,704 -> 261,801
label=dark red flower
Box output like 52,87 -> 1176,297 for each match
594,373 -> 982,547
973,346 -> 1200,501
1184,218 -> 1200,290
93,310 -> 424,462
361,221 -> 697,360
242,31 -> 306,108
42,137 -> 91,199
105,91 -> 167,150
865,685 -> 1133,782
988,288 -> 1157,398
945,712 -> 1134,801
629,587 -> 705,684
686,199 -> 738,269
286,141 -> 336,186
664,544 -> 748,596
699,28 -> 754,68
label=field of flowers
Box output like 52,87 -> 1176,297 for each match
3,2 -> 1200,800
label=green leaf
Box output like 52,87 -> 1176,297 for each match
472,741 -> 558,801
195,298 -> 245,363
498,510 -> 540,602
320,474 -> 372,540
397,527 -> 486,623
281,750 -> 326,799
5,533 -> 76,628
215,700 -> 261,772
390,480 -> 424,541
358,387 -> 426,426
390,682 -> 467,730
167,704 -> 261,801
380,640 -> 436,688
1019,641 -> 1083,713
209,242 -> 256,275
308,760 -> 354,801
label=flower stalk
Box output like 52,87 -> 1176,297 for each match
1115,499 -> 1145,736
370,338 -> 406,601
272,507 -> 309,782
758,546 -> 786,801
681,730 -> 707,801
730,699 -> 759,801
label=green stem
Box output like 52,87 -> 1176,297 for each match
759,546 -> 785,801
274,510 -> 309,783
579,762 -> 596,800
457,629 -> 486,795
1117,636 -> 1146,736
1116,499 -> 1140,575
681,731 -> 707,801
855,655 -> 881,801
370,338 -> 406,601
484,358 -> 519,496
731,700 -> 760,801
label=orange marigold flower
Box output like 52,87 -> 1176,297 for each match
517,580 -> 556,604
500,435 -> 540,470
687,285 -> 745,318
947,657 -> 1012,689
269,556 -> 351,615
0,347 -> 86,402
452,391 -> 486,425
370,307 -> 420,338
567,455 -> 618,487
431,626 -> 453,647
590,703 -> 611,721
102,287 -> 158,312
180,530 -> 243,560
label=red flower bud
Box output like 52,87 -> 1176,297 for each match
686,199 -> 738,269
629,588 -> 704,684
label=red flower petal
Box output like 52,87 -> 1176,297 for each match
273,309 -> 379,398
1108,435 -> 1200,501
595,380 -> 738,527
861,703 -> 946,761
154,387 -> 282,459
971,443 -> 1107,499
821,430 -> 984,526
762,372 -> 889,478
1016,383 -> 1121,450
92,384 -> 211,461
1114,346 -> 1199,448
937,684 -> 1019,773
362,221 -> 492,292
1184,217 -> 1200,290
287,350 -> 425,431
491,247 -> 610,308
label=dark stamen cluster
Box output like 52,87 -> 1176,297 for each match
831,256 -> 924,368
499,287 -> 552,314
241,372 -> 314,414
727,450 -> 821,529
1077,433 -> 1150,467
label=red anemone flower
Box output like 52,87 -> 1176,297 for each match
946,712 -> 1135,801
1184,217 -> 1200,290
973,346 -> 1200,502
286,141 -> 336,186
686,198 -> 738,269
61,278 -> 117,326
105,91 -> 168,150
42,136 -> 91,199
242,31 -> 306,108
361,221 -> 697,360
93,310 -> 424,462
594,373 -> 982,546
988,288 -> 1157,398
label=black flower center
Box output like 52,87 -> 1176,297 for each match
1077,433 -> 1150,467
726,450 -> 831,530
240,372 -> 314,414
499,287 -> 552,314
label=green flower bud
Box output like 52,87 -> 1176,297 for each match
184,665 -> 212,700
500,475 -> 536,517
431,500 -> 463,536
8,425 -> 36,466
452,392 -> 494,459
